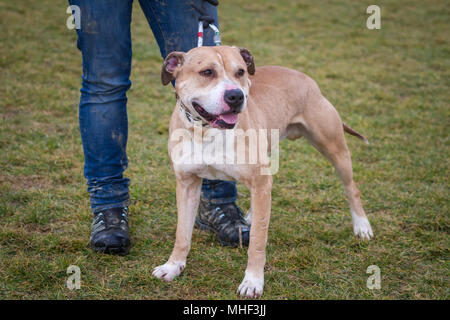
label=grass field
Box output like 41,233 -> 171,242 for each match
0,0 -> 448,299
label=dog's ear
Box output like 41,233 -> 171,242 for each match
161,51 -> 185,86
239,47 -> 255,75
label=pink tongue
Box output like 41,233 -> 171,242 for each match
218,113 -> 238,124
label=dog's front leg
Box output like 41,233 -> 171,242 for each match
238,175 -> 272,298
153,175 -> 202,282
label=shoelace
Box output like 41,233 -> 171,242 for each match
211,204 -> 247,231
95,208 -> 128,228
216,204 -> 248,249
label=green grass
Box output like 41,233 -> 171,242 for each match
0,0 -> 448,299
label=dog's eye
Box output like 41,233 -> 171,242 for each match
199,69 -> 214,77
236,68 -> 245,77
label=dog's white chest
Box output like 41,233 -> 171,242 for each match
171,128 -> 240,181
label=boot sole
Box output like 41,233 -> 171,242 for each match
90,243 -> 130,256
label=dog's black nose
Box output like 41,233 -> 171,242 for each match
224,89 -> 244,112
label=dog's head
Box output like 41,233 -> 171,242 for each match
161,46 -> 255,129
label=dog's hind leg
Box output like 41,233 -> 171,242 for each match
153,175 -> 202,281
300,97 -> 373,240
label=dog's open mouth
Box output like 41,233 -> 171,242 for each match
192,102 -> 238,129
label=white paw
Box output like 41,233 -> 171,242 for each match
237,272 -> 264,298
152,261 -> 185,282
352,211 -> 373,240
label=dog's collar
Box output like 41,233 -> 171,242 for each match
178,97 -> 209,127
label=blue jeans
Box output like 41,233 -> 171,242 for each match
69,0 -> 237,213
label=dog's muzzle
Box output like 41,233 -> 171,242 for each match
192,101 -> 240,129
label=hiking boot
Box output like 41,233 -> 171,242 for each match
195,198 -> 250,247
89,207 -> 130,255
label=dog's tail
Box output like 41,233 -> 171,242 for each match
343,123 -> 369,145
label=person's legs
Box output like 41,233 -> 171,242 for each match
69,0 -> 133,254
200,180 -> 237,204
70,0 -> 132,212
139,0 -> 248,246
138,0 -> 215,57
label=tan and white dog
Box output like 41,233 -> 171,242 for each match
152,45 -> 373,298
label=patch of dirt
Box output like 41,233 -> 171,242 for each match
1,106 -> 20,120
0,174 -> 52,191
